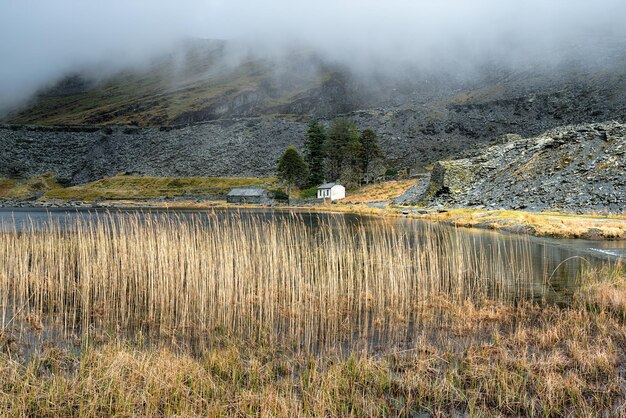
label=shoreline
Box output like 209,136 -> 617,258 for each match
1,197 -> 625,241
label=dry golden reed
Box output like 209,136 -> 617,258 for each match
1,211 -> 541,351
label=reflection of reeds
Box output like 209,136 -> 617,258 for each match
1,212 -> 540,351
1,300 -> 624,416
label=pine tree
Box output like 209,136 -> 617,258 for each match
325,117 -> 360,181
342,136 -> 364,188
303,121 -> 327,186
359,129 -> 383,183
277,146 -> 308,200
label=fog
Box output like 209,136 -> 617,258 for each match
1,0 -> 625,114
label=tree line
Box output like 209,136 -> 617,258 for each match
277,118 -> 384,195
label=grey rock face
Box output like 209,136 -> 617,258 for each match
2,61 -> 626,188
421,122 -> 626,214
391,175 -> 431,205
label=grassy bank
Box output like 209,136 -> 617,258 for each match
0,174 -> 61,200
0,174 -> 277,201
44,175 -> 277,201
423,208 -> 626,240
0,175 -> 416,204
2,175 -> 625,241
341,179 -> 416,204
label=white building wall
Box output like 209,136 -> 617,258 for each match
317,185 -> 346,200
330,185 -> 345,200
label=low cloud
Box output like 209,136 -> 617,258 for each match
1,0 -> 625,114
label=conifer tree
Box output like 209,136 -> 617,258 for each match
359,128 -> 383,183
277,146 -> 308,200
325,117 -> 359,181
303,121 -> 327,186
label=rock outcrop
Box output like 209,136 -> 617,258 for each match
420,122 -> 626,213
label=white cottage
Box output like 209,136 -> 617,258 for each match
317,183 -> 346,201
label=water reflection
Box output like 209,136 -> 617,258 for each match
0,206 -> 621,355
1,206 -> 620,296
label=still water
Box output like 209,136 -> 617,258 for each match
1,206 -> 623,354
1,206 -> 623,297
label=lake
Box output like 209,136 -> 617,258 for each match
0,206 -> 623,353
1,206 -> 623,294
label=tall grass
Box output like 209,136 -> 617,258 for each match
1,212 -> 541,352
2,213 -> 625,416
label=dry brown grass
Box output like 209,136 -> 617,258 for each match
1,214 -> 625,416
425,209 -> 626,239
577,263 -> 626,318
0,301 -> 624,417
341,180 -> 416,204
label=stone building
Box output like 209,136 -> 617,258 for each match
226,187 -> 274,205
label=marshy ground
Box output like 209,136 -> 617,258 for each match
0,212 -> 624,416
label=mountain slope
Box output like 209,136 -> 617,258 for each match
0,120 -> 308,184
3,40 -> 359,126
6,38 -> 624,130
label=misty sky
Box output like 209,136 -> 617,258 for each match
1,0 -> 625,113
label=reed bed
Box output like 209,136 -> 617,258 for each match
1,212 -> 625,416
0,211 -> 544,353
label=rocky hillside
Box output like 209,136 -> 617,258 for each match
3,39 -> 625,132
0,120 -> 307,185
420,122 -> 626,214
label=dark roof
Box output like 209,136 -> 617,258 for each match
318,183 -> 342,190
227,187 -> 269,197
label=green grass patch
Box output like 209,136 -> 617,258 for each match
44,175 -> 277,201
0,179 -> 18,196
0,174 -> 61,199
298,186 -> 319,199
